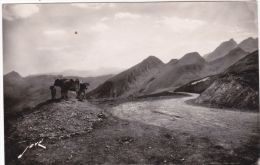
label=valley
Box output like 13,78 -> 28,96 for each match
4,37 -> 259,165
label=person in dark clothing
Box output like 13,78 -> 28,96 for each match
78,82 -> 90,101
75,79 -> 80,98
49,85 -> 56,100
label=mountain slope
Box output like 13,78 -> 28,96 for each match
4,71 -> 23,82
142,52 -> 207,94
87,56 -> 164,98
204,39 -> 237,61
174,75 -> 218,94
207,47 -> 248,74
238,37 -> 258,53
4,73 -> 113,115
195,50 -> 259,111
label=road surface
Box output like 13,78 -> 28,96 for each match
112,93 -> 258,149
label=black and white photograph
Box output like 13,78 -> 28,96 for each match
3,1 -> 259,164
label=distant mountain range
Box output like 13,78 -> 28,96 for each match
87,37 -> 258,99
4,37 -> 258,113
204,37 -> 258,62
46,67 -> 123,77
4,72 -> 113,114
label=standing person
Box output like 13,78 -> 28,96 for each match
75,79 -> 80,98
49,85 -> 56,100
78,82 -> 90,101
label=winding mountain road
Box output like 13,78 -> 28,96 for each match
112,93 -> 258,149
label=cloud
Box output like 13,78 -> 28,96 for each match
43,29 -> 67,35
3,2 -> 258,76
156,16 -> 206,33
36,45 -> 71,51
90,22 -> 109,32
3,4 -> 39,20
100,17 -> 109,22
114,12 -> 141,19
71,3 -> 114,10
70,3 -> 89,8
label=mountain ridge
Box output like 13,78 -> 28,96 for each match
204,37 -> 258,62
87,55 -> 164,98
237,37 -> 258,53
204,38 -> 237,61
175,50 -> 259,111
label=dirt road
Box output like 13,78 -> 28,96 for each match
112,93 -> 259,150
5,94 -> 259,164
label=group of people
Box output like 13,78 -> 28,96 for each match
49,78 -> 90,100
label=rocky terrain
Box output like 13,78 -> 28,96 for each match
5,94 -> 259,165
195,50 -> 259,111
5,99 -> 103,165
176,50 -> 259,111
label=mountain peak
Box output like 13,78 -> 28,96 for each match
178,52 -> 205,65
182,52 -> 200,58
5,71 -> 22,78
141,55 -> 164,66
144,55 -> 162,62
238,37 -> 258,52
220,38 -> 237,48
4,71 -> 23,82
180,52 -> 202,61
88,55 -> 164,98
229,38 -> 236,44
205,38 -> 238,61
167,59 -> 178,65
240,37 -> 256,43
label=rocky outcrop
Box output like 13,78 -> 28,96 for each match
14,99 -> 103,141
195,50 -> 259,111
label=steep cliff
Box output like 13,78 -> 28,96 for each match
195,51 -> 259,111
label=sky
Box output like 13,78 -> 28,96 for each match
3,1 -> 258,76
